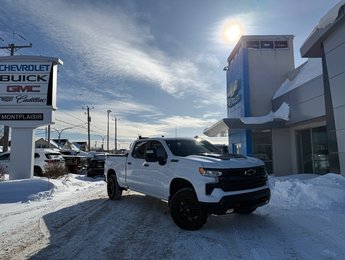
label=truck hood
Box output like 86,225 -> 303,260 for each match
184,153 -> 264,168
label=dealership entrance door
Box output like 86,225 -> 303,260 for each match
297,126 -> 329,174
252,129 -> 273,174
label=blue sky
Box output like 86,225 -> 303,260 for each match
0,0 -> 341,149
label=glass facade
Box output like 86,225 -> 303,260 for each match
297,126 -> 329,174
252,130 -> 273,174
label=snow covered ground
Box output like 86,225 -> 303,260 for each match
1,173 -> 345,259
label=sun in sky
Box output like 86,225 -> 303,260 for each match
221,20 -> 244,44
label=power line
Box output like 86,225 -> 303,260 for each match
0,32 -> 32,55
58,110 -> 85,123
90,122 -> 106,133
57,110 -> 108,135
90,129 -> 108,137
55,118 -> 81,126
55,118 -> 87,131
54,116 -> 104,133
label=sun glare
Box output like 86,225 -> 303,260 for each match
221,21 -> 243,44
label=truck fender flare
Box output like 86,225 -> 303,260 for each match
169,178 -> 195,204
107,169 -> 116,181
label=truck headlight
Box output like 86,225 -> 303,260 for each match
199,167 -> 222,177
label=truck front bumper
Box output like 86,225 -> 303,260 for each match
200,188 -> 271,215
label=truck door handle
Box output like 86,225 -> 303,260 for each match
127,162 -> 132,165
143,163 -> 149,167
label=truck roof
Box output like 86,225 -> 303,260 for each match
137,137 -> 197,141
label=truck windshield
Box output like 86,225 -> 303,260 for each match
165,139 -> 221,157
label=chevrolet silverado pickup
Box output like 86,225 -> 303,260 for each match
104,137 -> 270,230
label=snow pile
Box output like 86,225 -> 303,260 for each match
0,174 -> 104,203
269,173 -> 345,211
240,102 -> 289,124
0,179 -> 53,203
273,58 -> 322,99
1,173 -> 344,211
318,0 -> 345,29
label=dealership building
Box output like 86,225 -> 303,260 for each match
204,1 -> 345,175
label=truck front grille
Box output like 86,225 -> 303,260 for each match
205,166 -> 267,195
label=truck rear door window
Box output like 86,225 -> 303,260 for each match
132,141 -> 148,159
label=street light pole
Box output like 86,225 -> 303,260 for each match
94,135 -> 106,151
111,117 -> 118,153
114,117 -> 117,153
107,109 -> 112,152
53,124 -> 86,149
55,129 -> 64,149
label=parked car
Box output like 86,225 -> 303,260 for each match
0,148 -> 65,176
60,150 -> 90,174
87,153 -> 106,177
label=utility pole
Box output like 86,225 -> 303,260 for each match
0,33 -> 32,152
1,42 -> 32,56
87,107 -> 91,151
82,106 -> 93,151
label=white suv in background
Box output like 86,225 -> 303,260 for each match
0,148 -> 65,176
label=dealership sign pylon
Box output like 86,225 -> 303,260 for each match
0,55 -> 63,180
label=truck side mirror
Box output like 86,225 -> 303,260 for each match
145,148 -> 158,162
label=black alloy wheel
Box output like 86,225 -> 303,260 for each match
170,188 -> 207,230
107,175 -> 122,200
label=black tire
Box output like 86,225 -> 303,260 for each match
235,207 -> 257,215
34,166 -> 42,176
170,188 -> 207,230
107,175 -> 122,200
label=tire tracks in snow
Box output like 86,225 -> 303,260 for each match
4,184 -> 345,260
23,190 -> 180,260
103,194 -> 176,259
2,186 -> 107,259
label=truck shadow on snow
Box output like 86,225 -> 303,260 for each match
29,193 -> 273,259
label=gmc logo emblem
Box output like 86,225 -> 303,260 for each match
6,85 -> 40,93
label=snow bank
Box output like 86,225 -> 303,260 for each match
1,173 -> 344,213
269,173 -> 345,211
318,0 -> 345,30
0,178 -> 54,203
0,174 -> 104,203
273,58 -> 322,99
240,102 -> 289,124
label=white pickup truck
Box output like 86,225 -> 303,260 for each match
104,137 -> 270,230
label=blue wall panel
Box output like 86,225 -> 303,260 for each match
227,48 -> 251,155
